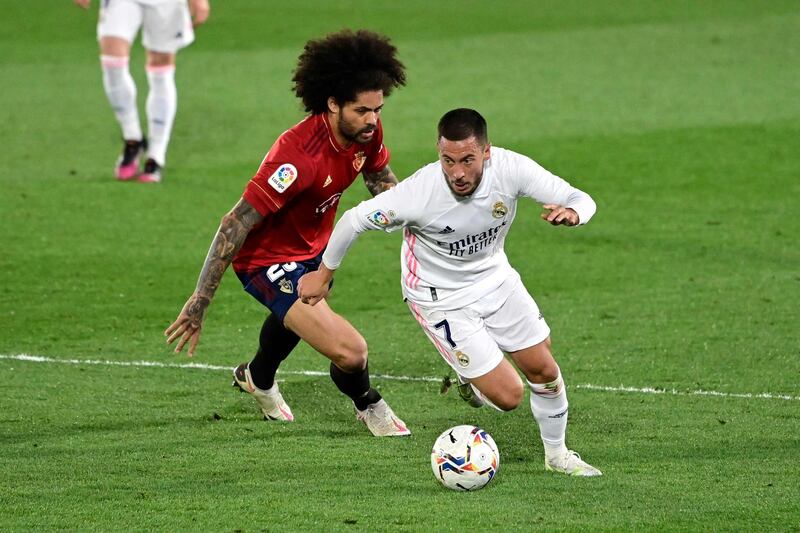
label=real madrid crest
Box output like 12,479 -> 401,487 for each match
279,279 -> 294,294
353,151 -> 366,172
455,351 -> 470,368
492,201 -> 508,219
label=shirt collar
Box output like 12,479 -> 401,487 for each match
321,112 -> 346,153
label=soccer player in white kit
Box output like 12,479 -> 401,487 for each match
74,0 -> 210,183
298,108 -> 602,476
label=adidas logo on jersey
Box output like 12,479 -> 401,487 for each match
438,226 -> 455,234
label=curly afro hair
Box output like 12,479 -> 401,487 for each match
292,29 -> 406,114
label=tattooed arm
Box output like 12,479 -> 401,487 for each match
362,165 -> 399,197
165,197 -> 264,356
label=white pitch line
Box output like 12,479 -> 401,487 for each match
1,353 -> 798,401
0,353 -> 439,383
573,383 -> 800,402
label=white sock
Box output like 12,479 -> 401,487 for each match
528,369 -> 569,460
100,55 -> 142,141
145,65 -> 177,166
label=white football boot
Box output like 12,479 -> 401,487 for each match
545,450 -> 602,477
232,363 -> 294,421
355,399 -> 411,437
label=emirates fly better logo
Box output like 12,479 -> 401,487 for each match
268,164 -> 298,193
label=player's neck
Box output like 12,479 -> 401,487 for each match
326,112 -> 354,150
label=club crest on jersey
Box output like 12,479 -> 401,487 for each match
367,209 -> 391,228
492,201 -> 508,219
455,351 -> 470,368
278,279 -> 294,294
353,151 -> 366,172
268,164 -> 298,193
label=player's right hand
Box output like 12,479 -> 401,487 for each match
164,294 -> 209,357
74,0 -> 91,9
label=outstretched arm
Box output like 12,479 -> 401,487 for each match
297,208 -> 365,305
164,197 -> 263,356
298,179 -> 411,305
362,165 -> 398,196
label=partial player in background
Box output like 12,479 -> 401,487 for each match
299,108 -> 603,475
165,30 -> 410,437
74,0 -> 210,183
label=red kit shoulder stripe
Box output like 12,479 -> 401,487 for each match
303,128 -> 327,155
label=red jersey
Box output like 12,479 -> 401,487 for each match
232,113 -> 390,273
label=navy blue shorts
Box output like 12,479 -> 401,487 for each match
236,252 -> 332,322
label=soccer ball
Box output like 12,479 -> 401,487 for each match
430,425 -> 499,491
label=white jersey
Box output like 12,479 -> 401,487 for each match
322,147 -> 596,309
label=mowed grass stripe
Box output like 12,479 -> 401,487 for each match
3,353 -> 798,402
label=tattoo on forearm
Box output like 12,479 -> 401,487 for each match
194,199 -> 263,300
363,165 -> 399,196
186,294 -> 210,324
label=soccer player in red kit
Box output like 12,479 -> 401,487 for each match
165,30 -> 410,436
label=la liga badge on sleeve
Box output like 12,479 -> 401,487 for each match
268,164 -> 298,193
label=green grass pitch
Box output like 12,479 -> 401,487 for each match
1,0 -> 799,530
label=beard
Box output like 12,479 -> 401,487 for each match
445,169 -> 483,197
338,114 -> 377,144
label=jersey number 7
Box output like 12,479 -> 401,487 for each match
434,319 -> 457,348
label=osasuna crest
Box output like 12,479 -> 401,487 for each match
491,201 -> 508,219
353,151 -> 366,172
278,279 -> 293,294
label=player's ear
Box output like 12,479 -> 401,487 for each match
327,97 -> 340,114
483,142 -> 491,161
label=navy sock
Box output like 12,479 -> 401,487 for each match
248,313 -> 300,390
330,362 -> 382,410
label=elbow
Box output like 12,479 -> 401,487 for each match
220,209 -> 253,233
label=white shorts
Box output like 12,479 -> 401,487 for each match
406,276 -> 551,379
97,0 -> 194,54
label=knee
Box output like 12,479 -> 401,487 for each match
332,335 -> 368,372
520,338 -> 560,384
146,51 -> 176,68
536,359 -> 560,383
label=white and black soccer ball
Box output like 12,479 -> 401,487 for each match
430,425 -> 499,491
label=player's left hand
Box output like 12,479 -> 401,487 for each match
73,0 -> 91,9
541,204 -> 579,226
297,270 -> 332,307
189,0 -> 210,27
